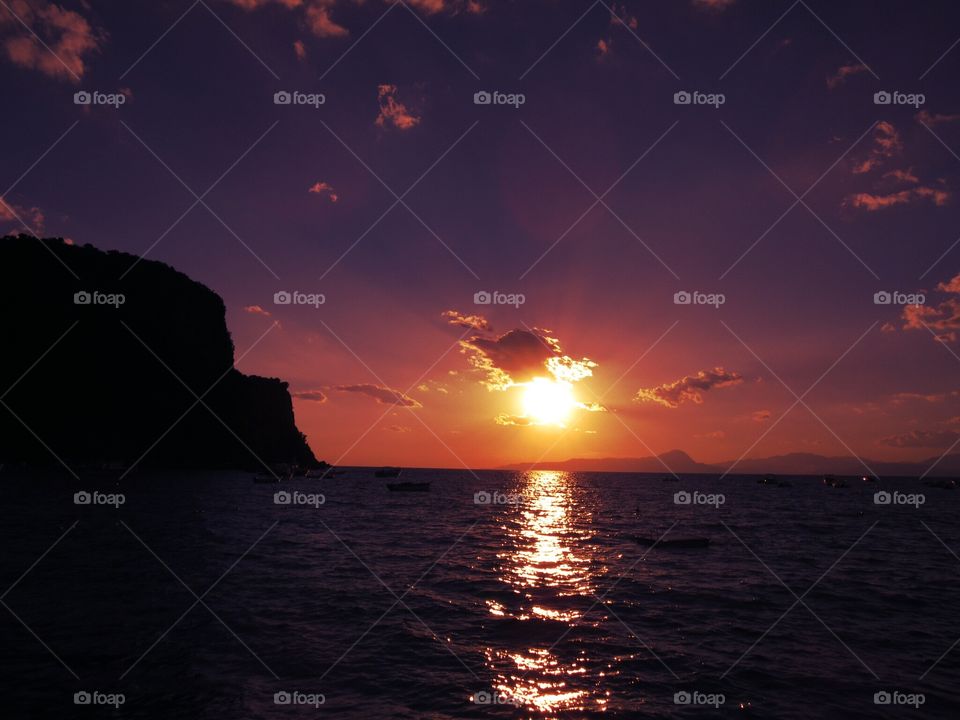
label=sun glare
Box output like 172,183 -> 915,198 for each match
522,377 -> 576,426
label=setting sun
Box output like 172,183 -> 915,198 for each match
522,378 -> 576,427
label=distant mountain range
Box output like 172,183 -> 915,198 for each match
501,450 -> 960,477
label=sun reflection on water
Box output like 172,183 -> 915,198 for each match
485,470 -> 612,716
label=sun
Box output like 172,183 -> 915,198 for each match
522,377 -> 576,426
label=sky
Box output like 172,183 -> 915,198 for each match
5,0 -> 960,470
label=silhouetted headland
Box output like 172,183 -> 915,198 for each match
0,235 -> 315,471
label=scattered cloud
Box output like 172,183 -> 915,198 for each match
309,181 -> 338,202
692,0 -> 736,11
384,424 -> 412,432
495,413 -> 532,427
916,110 -> 960,127
634,368 -> 743,408
752,409 -> 772,423
879,428 -> 960,448
901,272 -> 960,342
293,389 -> 328,403
375,84 -> 421,130
460,327 -> 595,390
223,0 -> 347,38
244,304 -> 272,317
848,186 -> 949,211
442,309 -> 491,331
0,195 -> 44,232
293,39 -> 306,60
852,122 -> 901,174
0,0 -> 104,82
335,383 -> 422,407
305,0 -> 348,38
882,168 -> 919,184
827,63 -> 867,89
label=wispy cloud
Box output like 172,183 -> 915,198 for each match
335,383 -> 422,407
0,0 -> 103,82
635,368 -> 743,408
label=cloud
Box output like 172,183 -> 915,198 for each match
848,186 -> 949,211
335,383 -> 422,407
0,195 -> 44,232
882,168 -> 919,184
305,0 -> 348,38
692,0 -> 735,10
880,429 -> 960,448
827,63 -> 867,89
293,39 -> 306,60
442,309 -> 491,331
293,389 -> 328,403
244,304 -> 272,317
752,409 -> 772,423
384,424 -> 412,432
852,122 -> 902,174
460,327 -> 596,390
0,0 -> 103,82
916,110 -> 960,127
375,84 -> 421,130
634,368 -> 744,408
407,0 -> 446,13
495,413 -> 532,427
309,181 -> 338,202
899,274 -> 960,342
696,430 -> 726,439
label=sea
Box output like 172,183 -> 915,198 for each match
1,468 -> 958,718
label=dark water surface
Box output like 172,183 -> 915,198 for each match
2,469 -> 959,718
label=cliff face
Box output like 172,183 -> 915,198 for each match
0,235 -> 316,469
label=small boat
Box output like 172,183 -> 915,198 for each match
634,536 -> 710,549
757,474 -> 777,485
375,466 -> 402,478
861,475 -> 878,483
823,474 -> 848,488
925,478 -> 957,490
387,481 -> 430,492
